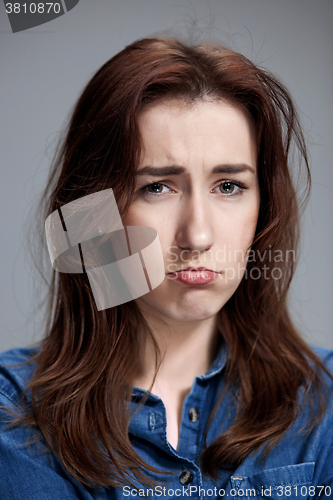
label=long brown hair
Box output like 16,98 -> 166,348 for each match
11,37 -> 331,487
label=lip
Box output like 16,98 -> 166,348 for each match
169,267 -> 219,273
167,267 -> 219,285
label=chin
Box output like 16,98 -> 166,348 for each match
169,308 -> 221,323
137,289 -> 226,324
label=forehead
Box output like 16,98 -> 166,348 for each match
137,98 -> 257,170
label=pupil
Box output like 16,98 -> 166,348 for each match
150,183 -> 162,192
221,182 -> 234,193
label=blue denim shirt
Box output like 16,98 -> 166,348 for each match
0,345 -> 332,499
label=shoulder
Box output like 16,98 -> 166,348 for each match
310,344 -> 333,365
304,345 -> 333,413
0,347 -> 91,499
310,344 -> 333,386
0,346 -> 38,408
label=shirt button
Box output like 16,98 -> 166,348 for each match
179,470 -> 194,485
188,407 -> 199,422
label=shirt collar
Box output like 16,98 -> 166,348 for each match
128,338 -> 229,455
197,338 -> 228,381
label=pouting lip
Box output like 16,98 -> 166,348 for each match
167,267 -> 220,274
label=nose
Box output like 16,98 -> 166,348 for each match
175,193 -> 215,253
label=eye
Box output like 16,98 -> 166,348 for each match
141,182 -> 172,197
219,181 -> 236,194
217,181 -> 246,196
147,182 -> 166,193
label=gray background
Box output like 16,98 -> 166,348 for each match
0,0 -> 332,352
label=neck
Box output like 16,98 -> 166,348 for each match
133,305 -> 220,396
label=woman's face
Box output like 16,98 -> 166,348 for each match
123,98 -> 260,325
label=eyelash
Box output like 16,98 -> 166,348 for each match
139,181 -> 248,198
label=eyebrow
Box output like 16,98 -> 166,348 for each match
136,164 -> 255,176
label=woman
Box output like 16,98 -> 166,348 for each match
0,37 -> 332,499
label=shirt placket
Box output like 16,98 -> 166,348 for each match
176,377 -> 209,462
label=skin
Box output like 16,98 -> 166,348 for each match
123,98 -> 260,450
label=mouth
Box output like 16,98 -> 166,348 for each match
167,267 -> 220,285
167,266 -> 220,274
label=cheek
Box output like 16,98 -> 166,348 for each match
123,208 -> 173,260
123,207 -> 141,226
239,213 -> 258,245
217,211 -> 258,270
219,209 -> 258,241
124,207 -> 157,230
